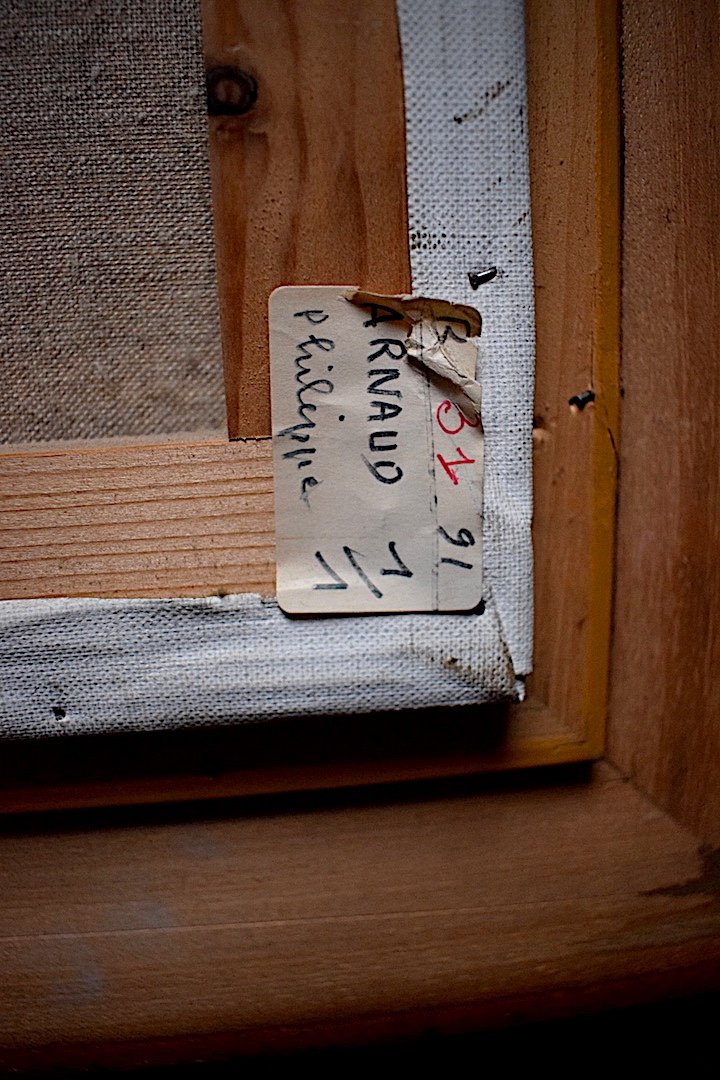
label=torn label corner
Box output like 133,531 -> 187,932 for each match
345,289 -> 483,423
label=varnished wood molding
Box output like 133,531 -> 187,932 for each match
609,0 -> 720,844
1,765 -> 718,1068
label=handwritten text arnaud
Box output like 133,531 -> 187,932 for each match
276,301 -> 408,504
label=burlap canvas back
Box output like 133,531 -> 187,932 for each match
0,0 -> 224,443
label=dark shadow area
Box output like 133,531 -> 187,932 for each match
0,758 -> 594,836
0,701 -> 532,823
0,693 -> 599,835
4,991 -> 718,1076
0,703 -> 510,791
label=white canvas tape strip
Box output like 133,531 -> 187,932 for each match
0,0 -> 534,738
0,595 -> 515,738
396,0 -> 535,675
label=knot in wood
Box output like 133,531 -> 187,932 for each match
206,67 -> 258,117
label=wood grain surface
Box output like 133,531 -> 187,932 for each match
513,0 -> 620,747
608,0 -> 720,844
1,764 -> 719,1069
202,0 -> 411,438
0,437 -> 274,599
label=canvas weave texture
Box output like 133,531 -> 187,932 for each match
397,0 -> 535,675
0,593 -> 516,738
0,0 -> 225,442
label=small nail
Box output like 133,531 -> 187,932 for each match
468,267 -> 498,289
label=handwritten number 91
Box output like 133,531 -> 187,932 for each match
435,400 -> 478,485
439,525 -> 475,570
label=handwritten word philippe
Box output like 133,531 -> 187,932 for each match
276,308 -> 335,504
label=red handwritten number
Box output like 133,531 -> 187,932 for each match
435,399 -> 480,435
434,399 -> 479,485
436,447 -> 476,485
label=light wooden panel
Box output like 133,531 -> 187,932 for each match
608,0 -> 720,843
202,0 -> 412,438
1,765 -> 719,1069
0,437 -> 274,599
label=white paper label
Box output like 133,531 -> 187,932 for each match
269,285 -> 484,614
